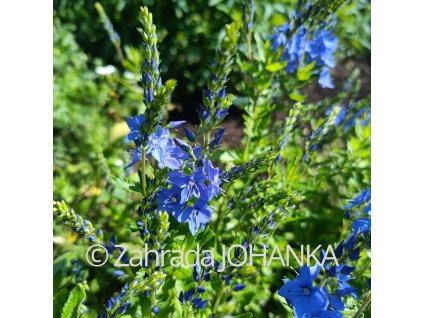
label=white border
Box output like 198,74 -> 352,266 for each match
0,1 -> 52,316
372,0 -> 423,316
0,0 -> 421,316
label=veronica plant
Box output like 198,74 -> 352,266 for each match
54,1 -> 370,317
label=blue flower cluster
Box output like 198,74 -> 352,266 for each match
178,287 -> 208,310
156,153 -> 222,235
221,157 -> 266,182
341,188 -> 371,255
124,113 -> 224,237
123,23 -> 239,236
279,265 -> 355,318
125,117 -> 188,169
344,107 -> 371,131
103,282 -> 132,316
278,189 -> 371,317
53,201 -> 106,244
270,20 -> 337,88
343,188 -> 371,214
70,259 -> 86,283
303,104 -> 350,159
98,269 -> 166,318
106,235 -> 129,265
178,256 -> 214,312
197,22 -> 238,149
179,252 -> 249,313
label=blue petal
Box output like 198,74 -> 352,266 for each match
319,68 -> 335,89
178,207 -> 193,223
278,280 -> 303,302
167,121 -> 186,128
329,295 -> 345,311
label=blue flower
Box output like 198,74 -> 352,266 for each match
352,218 -> 371,236
144,86 -> 153,103
270,23 -> 290,51
168,168 -> 207,203
270,20 -> 338,89
306,29 -> 337,69
113,270 -> 124,277
156,186 -> 184,217
125,115 -> 145,143
283,26 -> 307,74
278,266 -> 328,317
178,291 -> 185,303
210,128 -> 225,148
185,289 -> 194,301
364,203 -> 371,215
147,126 -> 171,156
344,107 -> 370,131
167,120 -> 186,128
343,188 -> 371,210
234,284 -> 246,291
126,125 -> 188,169
319,67 -> 334,89
192,298 -> 208,310
333,107 -> 347,127
193,146 -> 203,159
328,294 -> 345,312
151,306 -> 159,315
203,160 -> 222,200
141,71 -> 152,85
177,200 -> 213,235
147,126 -> 188,169
336,278 -> 358,299
183,127 -> 196,142
199,105 -> 211,123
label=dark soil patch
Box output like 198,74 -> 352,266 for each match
304,58 -> 371,103
169,58 -> 370,149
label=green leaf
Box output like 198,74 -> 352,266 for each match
61,284 -> 86,318
232,96 -> 250,110
219,150 -> 241,163
54,289 -> 70,318
254,31 -> 265,61
288,90 -> 305,102
109,175 -> 143,194
196,227 -> 215,247
265,62 -> 284,72
297,61 -> 315,81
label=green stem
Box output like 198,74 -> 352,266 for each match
114,42 -> 125,66
352,292 -> 371,318
243,135 -> 251,161
141,146 -> 147,194
235,213 -> 247,238
246,31 -> 252,61
149,288 -> 157,318
243,91 -> 259,161
213,182 -> 234,249
212,283 -> 225,314
204,131 -> 210,153
185,305 -> 191,318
